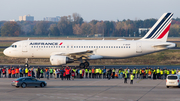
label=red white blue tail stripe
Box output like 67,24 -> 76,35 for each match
140,13 -> 173,42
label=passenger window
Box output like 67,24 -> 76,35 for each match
31,46 -> 33,48
121,46 -> 123,48
46,46 -> 48,48
81,46 -> 83,48
101,46 -> 103,48
119,46 -> 121,48
129,46 -> 130,48
116,46 -> 118,48
111,46 -> 113,48
96,46 -> 98,48
67,46 -> 69,48
106,46 -> 108,48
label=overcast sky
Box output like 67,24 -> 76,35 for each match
0,0 -> 179,21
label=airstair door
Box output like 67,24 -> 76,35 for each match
22,42 -> 28,52
136,42 -> 142,53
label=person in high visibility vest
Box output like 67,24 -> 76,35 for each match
174,69 -> 177,74
136,69 -> 139,79
49,68 -> 53,78
28,70 -> 32,77
79,69 -> 82,79
45,67 -> 48,78
118,67 -> 122,79
156,67 -> 160,79
171,69 -> 175,74
95,68 -> 99,78
8,68 -> 11,78
167,69 -> 170,75
130,73 -> 134,84
153,67 -> 156,80
25,67 -> 28,77
72,68 -> 76,78
12,67 -> 15,78
92,67 -> 95,78
124,69 -> 127,83
160,69 -> 164,79
132,68 -> 136,78
2,67 -> 6,78
99,68 -> 102,78
139,69 -> 142,79
89,68 -> 92,78
66,67 -> 70,80
148,69 -> 152,79
112,68 -> 116,79
15,67 -> 19,78
145,67 -> 148,79
85,67 -> 89,78
71,70 -> 75,80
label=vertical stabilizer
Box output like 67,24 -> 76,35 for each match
140,13 -> 173,42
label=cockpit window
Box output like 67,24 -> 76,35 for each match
10,45 -> 17,48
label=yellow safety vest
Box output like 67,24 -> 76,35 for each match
25,68 -> 28,73
157,69 -> 160,73
160,70 -> 163,75
79,70 -> 82,74
133,69 -> 136,74
130,75 -> 134,80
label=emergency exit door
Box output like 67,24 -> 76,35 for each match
22,42 -> 28,52
136,42 -> 142,53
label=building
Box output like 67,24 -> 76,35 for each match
19,15 -> 34,21
43,16 -> 60,22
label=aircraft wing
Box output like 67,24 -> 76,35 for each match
51,50 -> 94,60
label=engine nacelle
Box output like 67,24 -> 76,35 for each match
50,55 -> 74,65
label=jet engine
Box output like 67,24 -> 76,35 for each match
50,55 -> 74,65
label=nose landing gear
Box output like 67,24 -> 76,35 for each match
24,58 -> 29,67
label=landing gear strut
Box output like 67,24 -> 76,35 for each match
24,58 -> 29,67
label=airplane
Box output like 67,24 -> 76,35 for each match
3,13 -> 177,68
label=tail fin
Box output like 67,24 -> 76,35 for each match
140,13 -> 173,42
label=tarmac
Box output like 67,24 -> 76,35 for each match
0,78 -> 180,101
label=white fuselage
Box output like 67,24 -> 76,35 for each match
3,39 -> 176,59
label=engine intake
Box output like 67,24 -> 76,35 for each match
50,55 -> 74,65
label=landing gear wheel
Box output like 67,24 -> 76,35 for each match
84,61 -> 89,67
24,63 -> 28,67
79,63 -> 85,68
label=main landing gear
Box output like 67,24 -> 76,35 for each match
79,61 -> 89,68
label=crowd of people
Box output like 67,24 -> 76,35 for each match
0,66 -> 180,83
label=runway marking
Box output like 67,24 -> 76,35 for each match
136,79 -> 143,83
82,80 -> 122,101
136,80 -> 163,101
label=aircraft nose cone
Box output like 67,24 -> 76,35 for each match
3,49 -> 8,56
